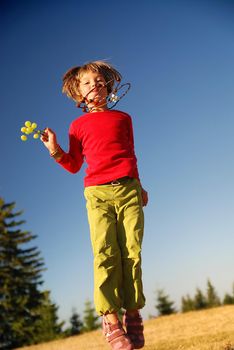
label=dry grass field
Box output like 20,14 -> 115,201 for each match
17,305 -> 234,350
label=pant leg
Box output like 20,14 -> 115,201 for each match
84,186 -> 123,315
115,179 -> 145,310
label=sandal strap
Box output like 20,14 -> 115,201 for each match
123,312 -> 145,348
124,314 -> 143,325
103,317 -> 134,349
103,319 -> 125,341
107,327 -> 125,342
125,324 -> 144,333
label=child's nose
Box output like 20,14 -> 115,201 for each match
91,81 -> 98,88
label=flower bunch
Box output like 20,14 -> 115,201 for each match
20,121 -> 42,141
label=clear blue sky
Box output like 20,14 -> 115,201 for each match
1,0 -> 234,323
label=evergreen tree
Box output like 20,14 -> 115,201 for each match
67,308 -> 83,336
206,279 -> 220,308
155,289 -> 176,316
193,288 -> 207,310
181,294 -> 195,312
0,198 -> 63,349
223,283 -> 234,305
82,300 -> 100,332
34,291 -> 64,342
223,293 -> 234,305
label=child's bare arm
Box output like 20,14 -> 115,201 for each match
40,128 -> 64,161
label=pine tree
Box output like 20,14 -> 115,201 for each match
33,291 -> 64,342
82,300 -> 100,332
193,288 -> 207,310
181,294 -> 195,312
67,308 -> 83,336
223,283 -> 234,305
206,279 -> 220,308
0,198 -> 63,349
155,289 -> 176,316
223,293 -> 234,305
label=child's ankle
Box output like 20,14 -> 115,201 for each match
104,312 -> 119,324
125,309 -> 139,317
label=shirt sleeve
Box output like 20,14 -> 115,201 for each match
127,115 -> 141,184
56,123 -> 84,174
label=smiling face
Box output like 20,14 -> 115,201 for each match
79,70 -> 108,112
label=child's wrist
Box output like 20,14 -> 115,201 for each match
49,144 -> 59,155
50,145 -> 63,160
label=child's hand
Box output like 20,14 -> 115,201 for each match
141,188 -> 148,207
40,127 -> 59,154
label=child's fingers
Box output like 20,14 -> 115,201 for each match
40,127 -> 55,142
45,127 -> 54,135
40,127 -> 58,153
40,134 -> 49,142
45,127 -> 57,140
40,129 -> 49,142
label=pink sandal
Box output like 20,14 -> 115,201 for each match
102,316 -> 134,350
123,312 -> 145,349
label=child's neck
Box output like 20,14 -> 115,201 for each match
89,105 -> 108,113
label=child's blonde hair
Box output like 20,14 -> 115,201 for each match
62,60 -> 122,103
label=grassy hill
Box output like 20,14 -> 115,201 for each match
17,305 -> 234,350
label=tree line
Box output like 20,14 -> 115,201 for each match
1,198 -> 234,349
153,279 -> 234,317
0,198 -> 100,349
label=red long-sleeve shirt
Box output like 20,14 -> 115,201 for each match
56,109 -> 140,187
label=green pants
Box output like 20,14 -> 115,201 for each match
84,178 -> 145,315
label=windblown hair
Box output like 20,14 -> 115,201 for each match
62,60 -> 122,103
